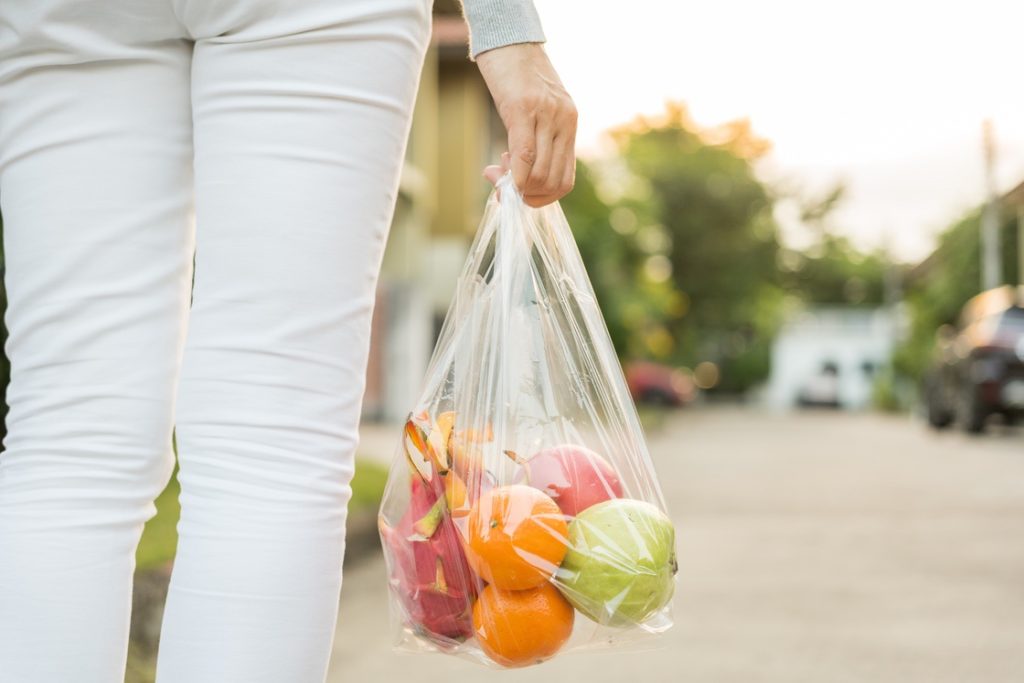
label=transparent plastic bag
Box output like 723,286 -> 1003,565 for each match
377,172 -> 677,669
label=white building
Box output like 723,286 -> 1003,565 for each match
764,306 -> 903,410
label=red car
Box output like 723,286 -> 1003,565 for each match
624,361 -> 695,406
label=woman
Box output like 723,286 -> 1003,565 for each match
0,0 -> 576,680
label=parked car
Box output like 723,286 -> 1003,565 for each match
924,285 -> 1024,433
796,361 -> 841,408
625,361 -> 695,406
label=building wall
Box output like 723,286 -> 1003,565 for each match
764,307 -> 900,411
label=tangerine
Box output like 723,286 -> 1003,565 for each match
471,582 -> 574,667
465,484 -> 568,590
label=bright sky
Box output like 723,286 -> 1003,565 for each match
534,0 -> 1024,262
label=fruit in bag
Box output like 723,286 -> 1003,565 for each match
448,426 -> 493,480
379,475 -> 480,642
465,484 -> 568,590
557,499 -> 677,627
513,444 -> 624,517
472,582 -> 574,668
378,173 -> 677,667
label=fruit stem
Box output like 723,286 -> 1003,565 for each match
503,449 -> 524,465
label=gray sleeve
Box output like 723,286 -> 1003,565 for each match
458,0 -> 546,61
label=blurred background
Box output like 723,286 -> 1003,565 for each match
1,1 -> 1022,681
357,0 -> 1024,423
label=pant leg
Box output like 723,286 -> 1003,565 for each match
0,2 -> 193,681
155,1 -> 431,681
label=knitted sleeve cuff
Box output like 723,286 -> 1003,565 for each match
459,0 -> 547,61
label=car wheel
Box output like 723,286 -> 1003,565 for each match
956,389 -> 986,434
924,380 -> 953,430
923,375 -> 953,430
926,398 -> 953,430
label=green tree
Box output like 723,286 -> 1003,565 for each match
560,160 -> 683,360
895,203 -> 1021,382
777,183 -> 892,306
610,103 -> 783,392
780,235 -> 892,306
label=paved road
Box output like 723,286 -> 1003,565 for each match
327,409 -> 1024,682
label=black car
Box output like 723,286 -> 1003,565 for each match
925,286 -> 1024,433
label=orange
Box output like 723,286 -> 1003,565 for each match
472,582 -> 574,667
465,484 -> 568,590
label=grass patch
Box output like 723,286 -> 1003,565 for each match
135,466 -> 181,572
349,459 -> 390,514
135,458 -> 391,572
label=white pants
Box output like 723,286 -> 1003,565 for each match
0,0 -> 431,680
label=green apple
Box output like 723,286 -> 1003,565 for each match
556,498 -> 677,627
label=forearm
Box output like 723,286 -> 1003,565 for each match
458,0 -> 546,60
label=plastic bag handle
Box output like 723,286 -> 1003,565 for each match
491,170 -> 529,454
494,169 -> 522,205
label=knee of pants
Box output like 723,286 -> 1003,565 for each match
172,416 -> 358,539
0,397 -> 178,531
171,310 -> 366,538
173,460 -> 356,541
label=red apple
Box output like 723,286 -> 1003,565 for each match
514,444 -> 624,516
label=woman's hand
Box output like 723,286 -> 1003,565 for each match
476,43 -> 577,207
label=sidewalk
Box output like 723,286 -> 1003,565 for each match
356,419 -> 402,466
330,407 -> 1024,682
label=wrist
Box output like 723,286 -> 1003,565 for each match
476,40 -> 544,62
476,42 -> 555,101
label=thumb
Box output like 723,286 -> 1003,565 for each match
482,164 -> 505,185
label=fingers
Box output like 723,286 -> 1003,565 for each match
522,123 -> 576,207
558,106 -> 578,191
508,119 -> 537,193
558,140 -> 576,195
524,117 -> 554,196
487,97 -> 578,208
523,98 -> 577,207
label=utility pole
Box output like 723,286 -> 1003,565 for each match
981,119 -> 1001,291
1018,205 -> 1024,287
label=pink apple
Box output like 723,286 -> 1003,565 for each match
515,444 -> 624,516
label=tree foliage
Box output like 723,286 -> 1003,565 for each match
564,103 -> 897,394
560,160 -> 682,360
779,234 -> 891,306
894,204 -> 1021,381
608,103 -> 784,392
